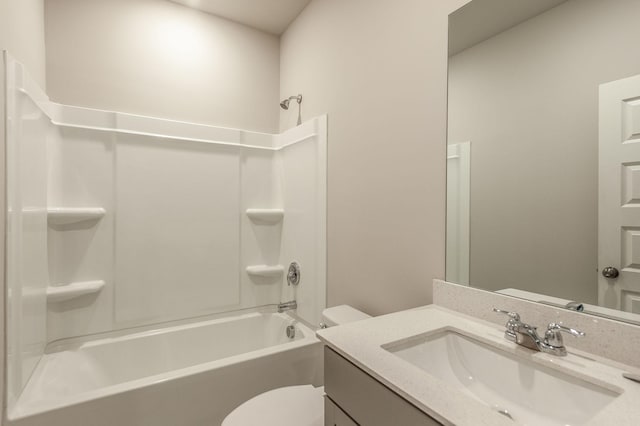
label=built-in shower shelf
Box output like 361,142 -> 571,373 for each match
47,280 -> 105,303
246,265 -> 284,278
246,209 -> 284,224
47,207 -> 106,226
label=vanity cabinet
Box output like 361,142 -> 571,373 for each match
324,347 -> 441,426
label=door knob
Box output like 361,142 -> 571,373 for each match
602,266 -> 619,279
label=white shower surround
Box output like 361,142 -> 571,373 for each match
4,54 -> 327,423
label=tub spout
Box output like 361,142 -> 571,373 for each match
278,300 -> 297,313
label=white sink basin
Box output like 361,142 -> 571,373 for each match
383,330 -> 619,426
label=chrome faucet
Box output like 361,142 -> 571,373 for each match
277,300 -> 297,313
493,308 -> 585,356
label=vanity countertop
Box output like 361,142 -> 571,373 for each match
316,305 -> 640,426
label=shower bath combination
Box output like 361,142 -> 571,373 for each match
280,94 -> 303,125
4,56 -> 327,425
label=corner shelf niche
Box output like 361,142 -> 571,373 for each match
47,207 -> 106,226
47,280 -> 105,303
246,265 -> 284,278
246,208 -> 284,224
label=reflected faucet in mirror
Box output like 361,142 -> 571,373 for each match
537,300 -> 584,312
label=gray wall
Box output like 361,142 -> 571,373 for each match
0,0 -> 46,88
45,0 -> 281,133
280,0 -> 470,316
448,0 -> 640,303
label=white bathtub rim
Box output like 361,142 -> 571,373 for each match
45,309 -> 298,353
11,316 -> 319,420
45,311 -> 296,353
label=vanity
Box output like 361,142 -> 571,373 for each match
318,305 -> 640,426
323,346 -> 439,426
322,0 -> 640,422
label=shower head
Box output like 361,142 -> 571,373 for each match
280,94 -> 302,110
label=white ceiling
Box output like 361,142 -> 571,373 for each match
449,0 -> 568,56
168,0 -> 312,35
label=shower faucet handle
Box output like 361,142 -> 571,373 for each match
287,262 -> 300,286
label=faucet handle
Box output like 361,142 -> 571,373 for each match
546,323 -> 585,337
493,308 -> 520,321
493,308 -> 521,342
544,323 -> 585,347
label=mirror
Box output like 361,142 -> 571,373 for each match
446,0 -> 640,325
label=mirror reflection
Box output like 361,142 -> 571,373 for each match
446,0 -> 640,324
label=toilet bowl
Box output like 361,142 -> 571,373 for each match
222,305 -> 370,426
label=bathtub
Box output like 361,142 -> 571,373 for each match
9,311 -> 322,426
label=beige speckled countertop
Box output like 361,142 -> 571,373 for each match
316,305 -> 640,426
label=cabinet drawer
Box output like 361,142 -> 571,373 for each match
325,396 -> 358,426
324,347 -> 441,426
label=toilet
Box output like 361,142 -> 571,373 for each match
222,305 -> 370,426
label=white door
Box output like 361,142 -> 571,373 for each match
599,74 -> 640,314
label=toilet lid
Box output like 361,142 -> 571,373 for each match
222,385 -> 325,426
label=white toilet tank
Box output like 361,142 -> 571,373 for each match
321,305 -> 371,327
